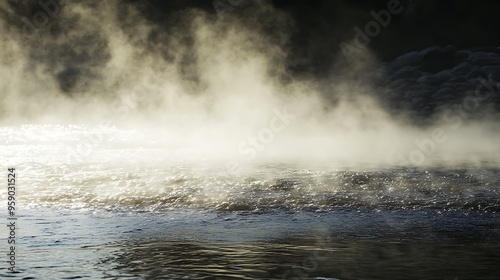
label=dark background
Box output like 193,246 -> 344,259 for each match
3,0 -> 500,92
140,0 -> 500,72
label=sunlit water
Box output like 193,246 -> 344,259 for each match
1,125 -> 499,279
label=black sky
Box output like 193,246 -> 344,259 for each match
3,0 -> 500,94
134,0 -> 500,75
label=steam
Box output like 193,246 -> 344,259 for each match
0,0 -> 499,170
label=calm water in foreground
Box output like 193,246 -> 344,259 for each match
1,208 -> 499,279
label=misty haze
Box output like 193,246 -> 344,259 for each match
0,0 -> 499,279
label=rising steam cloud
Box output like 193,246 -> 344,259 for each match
0,0 -> 499,170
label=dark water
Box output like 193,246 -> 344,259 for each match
1,207 -> 499,279
110,238 -> 500,280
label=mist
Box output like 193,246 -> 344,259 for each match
1,0 -> 499,171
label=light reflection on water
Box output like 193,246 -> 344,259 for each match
1,124 -> 500,213
1,125 -> 499,279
